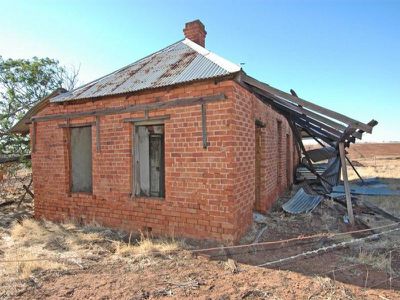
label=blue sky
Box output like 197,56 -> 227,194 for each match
1,0 -> 399,142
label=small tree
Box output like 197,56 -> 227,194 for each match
0,56 -> 79,158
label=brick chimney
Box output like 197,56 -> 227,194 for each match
183,20 -> 207,47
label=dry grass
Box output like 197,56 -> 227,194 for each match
346,248 -> 394,274
115,238 -> 181,257
362,195 -> 400,219
4,248 -> 66,280
1,219 -> 106,279
0,219 -> 186,281
347,158 -> 400,181
113,233 -> 183,259
343,156 -> 400,277
112,233 -> 186,272
309,276 -> 355,300
346,157 -> 400,217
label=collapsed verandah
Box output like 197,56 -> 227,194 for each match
237,73 -> 378,223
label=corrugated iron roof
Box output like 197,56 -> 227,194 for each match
51,39 -> 241,103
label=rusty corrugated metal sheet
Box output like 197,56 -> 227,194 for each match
306,147 -> 337,162
282,188 -> 324,214
51,39 -> 240,103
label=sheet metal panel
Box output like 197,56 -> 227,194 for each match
321,156 -> 341,189
282,188 -> 324,214
307,147 -> 337,162
332,185 -> 400,196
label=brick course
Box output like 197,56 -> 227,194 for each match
31,79 -> 297,242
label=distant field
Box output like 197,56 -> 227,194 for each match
305,142 -> 400,159
347,142 -> 400,159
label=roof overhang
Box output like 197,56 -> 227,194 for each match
9,88 -> 67,135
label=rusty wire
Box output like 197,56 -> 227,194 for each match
1,221 -> 399,264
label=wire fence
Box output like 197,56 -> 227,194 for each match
1,221 -> 399,263
1,221 -> 399,290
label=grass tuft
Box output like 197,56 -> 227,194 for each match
113,233 -> 183,260
346,248 -> 393,273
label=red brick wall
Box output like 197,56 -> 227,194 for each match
231,82 -> 297,239
31,79 -> 297,242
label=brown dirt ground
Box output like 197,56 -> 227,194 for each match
346,143 -> 400,159
1,144 -> 400,299
11,255 -> 400,300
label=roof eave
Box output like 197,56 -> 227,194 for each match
9,88 -> 67,134
50,73 -> 240,104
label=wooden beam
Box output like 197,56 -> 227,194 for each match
58,122 -> 95,128
123,115 -> 170,123
290,88 -> 360,142
339,142 -> 355,225
289,120 -> 331,191
65,119 -> 72,196
353,120 -> 378,139
248,85 -> 344,144
295,116 -> 341,140
132,126 -> 137,197
247,83 -> 348,133
18,176 -> 33,207
32,93 -> 226,123
255,119 -> 266,128
303,127 -> 325,147
345,156 -> 364,184
339,126 -> 356,142
96,116 -> 100,153
0,154 -> 31,164
344,120 -> 377,146
201,103 -> 208,148
254,85 -> 365,144
294,118 -> 337,146
236,78 -> 354,143
31,121 -> 37,153
22,183 -> 34,199
241,74 -> 373,133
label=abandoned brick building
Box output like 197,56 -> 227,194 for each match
13,20 -> 301,241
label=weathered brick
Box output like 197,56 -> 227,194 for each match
31,79 -> 297,242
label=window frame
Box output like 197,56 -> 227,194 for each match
132,120 -> 166,199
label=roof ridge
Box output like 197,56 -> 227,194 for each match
182,38 -> 241,73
